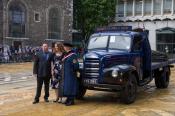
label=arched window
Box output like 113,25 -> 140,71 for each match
8,2 -> 26,37
48,7 -> 61,39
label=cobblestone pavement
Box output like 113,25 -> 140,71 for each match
0,63 -> 175,116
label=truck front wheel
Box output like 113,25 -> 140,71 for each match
155,67 -> 170,88
76,86 -> 87,100
120,73 -> 137,104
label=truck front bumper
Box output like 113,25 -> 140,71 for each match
83,83 -> 122,91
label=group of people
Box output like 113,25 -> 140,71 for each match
0,45 -> 39,63
33,42 -> 80,106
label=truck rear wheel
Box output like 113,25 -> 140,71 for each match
155,67 -> 170,88
121,73 -> 137,104
154,70 -> 162,88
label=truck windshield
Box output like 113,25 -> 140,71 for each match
109,36 -> 131,50
88,35 -> 131,51
88,36 -> 108,50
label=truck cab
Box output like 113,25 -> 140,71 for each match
78,27 -> 173,104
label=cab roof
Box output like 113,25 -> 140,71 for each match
93,26 -> 148,38
91,31 -> 145,38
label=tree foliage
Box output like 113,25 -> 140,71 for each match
74,0 -> 117,39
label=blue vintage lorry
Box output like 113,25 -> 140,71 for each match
77,26 -> 175,104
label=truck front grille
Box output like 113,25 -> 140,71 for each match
84,58 -> 100,78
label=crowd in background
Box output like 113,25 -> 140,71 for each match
0,44 -> 83,64
0,44 -> 41,63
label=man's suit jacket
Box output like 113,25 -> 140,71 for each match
33,51 -> 53,78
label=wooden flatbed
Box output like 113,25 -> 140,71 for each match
152,59 -> 175,70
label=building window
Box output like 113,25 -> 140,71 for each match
156,27 -> 175,58
153,0 -> 162,15
34,12 -> 40,22
48,7 -> 61,39
144,0 -> 152,15
164,0 -> 172,14
174,0 -> 175,13
126,0 -> 133,16
8,3 -> 26,37
117,0 -> 124,17
135,0 -> 143,16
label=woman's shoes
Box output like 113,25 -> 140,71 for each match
58,99 -> 62,103
53,100 -> 58,102
61,97 -> 67,104
53,98 -> 59,103
53,98 -> 74,106
53,98 -> 62,103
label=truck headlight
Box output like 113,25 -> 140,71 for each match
112,70 -> 118,78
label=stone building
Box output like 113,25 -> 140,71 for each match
116,0 -> 175,56
0,0 -> 73,48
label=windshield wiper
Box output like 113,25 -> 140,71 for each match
108,48 -> 128,51
93,38 -> 98,42
88,48 -> 106,50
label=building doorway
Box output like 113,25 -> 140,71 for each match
156,27 -> 175,58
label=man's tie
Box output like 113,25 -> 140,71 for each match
44,52 -> 48,60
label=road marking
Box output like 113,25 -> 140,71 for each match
0,78 -> 34,85
21,76 -> 28,79
4,77 -> 11,82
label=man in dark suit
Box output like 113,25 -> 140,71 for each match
33,43 -> 53,104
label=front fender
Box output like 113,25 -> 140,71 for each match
102,64 -> 137,85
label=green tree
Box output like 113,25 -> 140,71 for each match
74,0 -> 117,39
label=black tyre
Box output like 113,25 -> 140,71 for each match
76,76 -> 86,100
76,86 -> 86,100
155,67 -> 170,88
155,71 -> 162,88
121,73 -> 137,104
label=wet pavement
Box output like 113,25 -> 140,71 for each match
0,63 -> 175,116
0,63 -> 33,85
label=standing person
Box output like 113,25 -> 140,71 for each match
60,42 -> 79,106
52,42 -> 65,103
3,45 -> 10,63
18,45 -> 23,62
33,42 -> 53,104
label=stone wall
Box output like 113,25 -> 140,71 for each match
1,0 -> 73,46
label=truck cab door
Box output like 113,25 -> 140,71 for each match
132,36 -> 144,80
